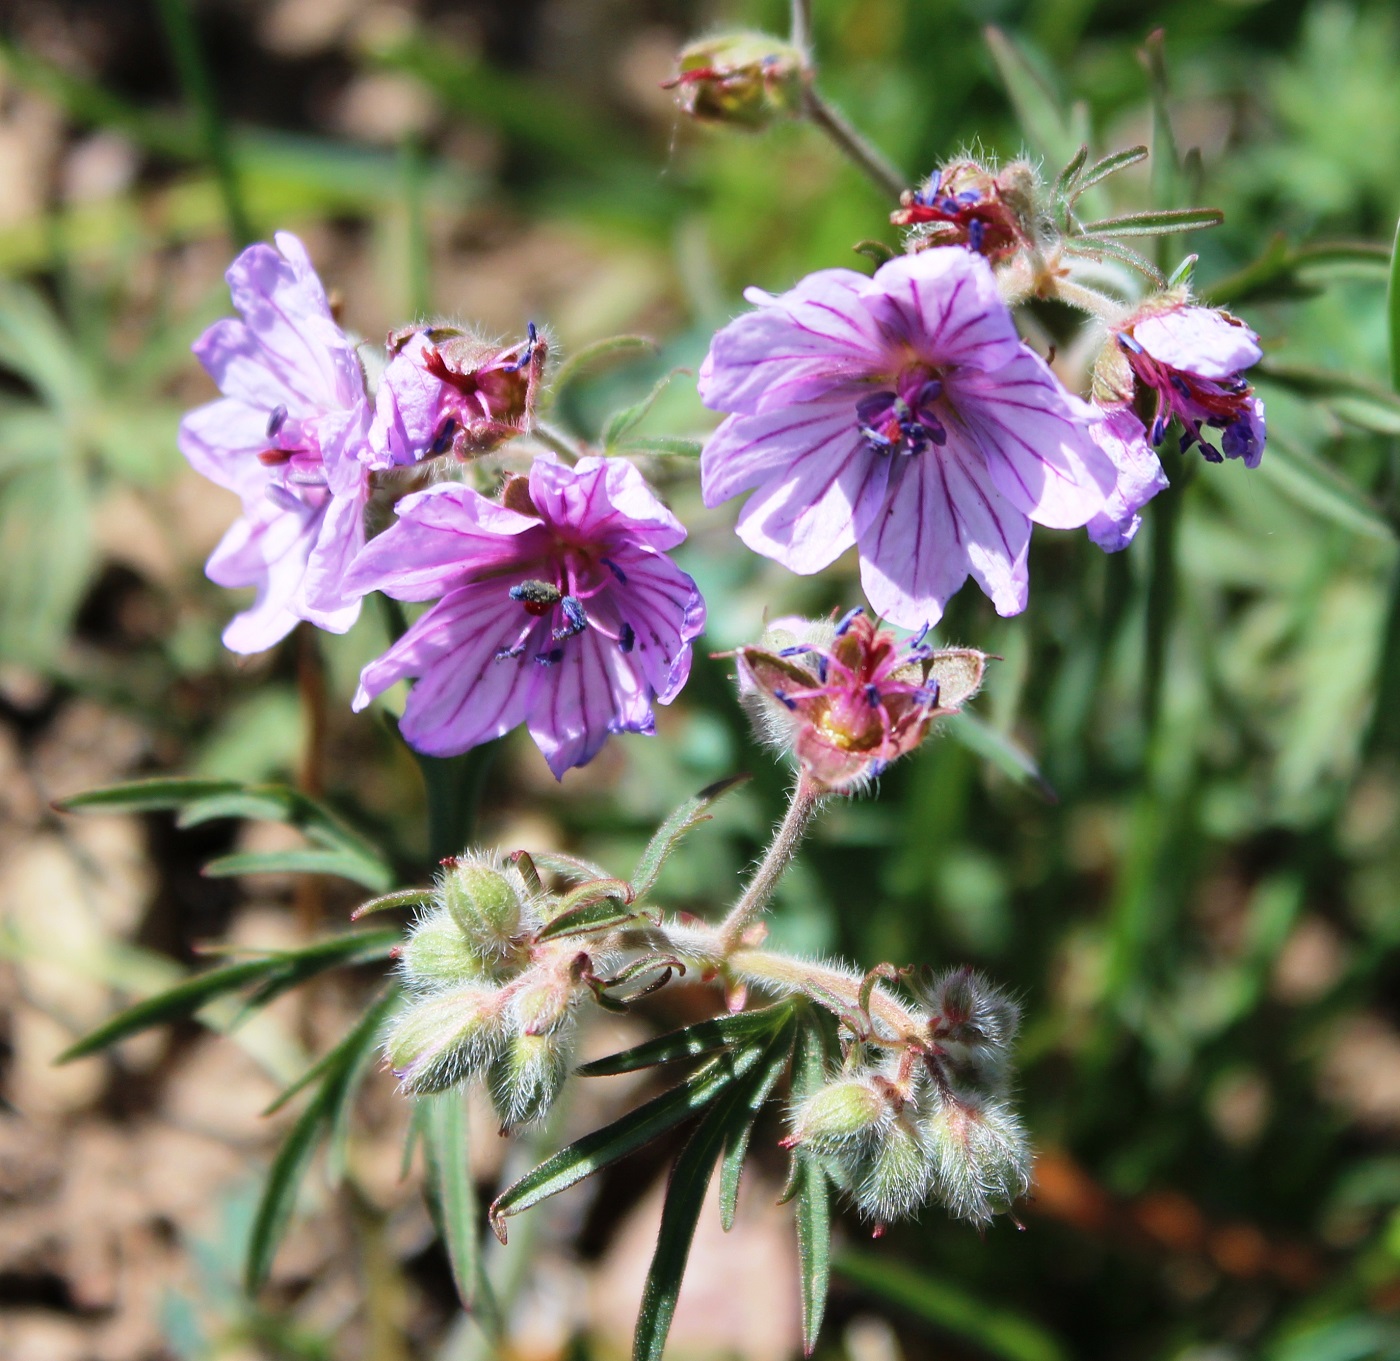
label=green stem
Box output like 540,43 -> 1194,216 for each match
790,0 -> 813,54
415,743 -> 499,865
801,87 -> 907,203
728,947 -> 920,1040
153,0 -> 251,245
1142,445 -> 1184,743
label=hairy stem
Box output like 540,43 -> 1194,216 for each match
729,948 -> 921,1040
530,419 -> 584,463
717,774 -> 824,951
802,88 -> 907,203
790,0 -> 813,55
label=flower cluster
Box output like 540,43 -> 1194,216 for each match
786,967 -> 1030,1229
737,607 -> 987,792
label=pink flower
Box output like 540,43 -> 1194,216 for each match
736,607 -> 987,792
698,248 -> 1116,628
1113,304 -> 1266,466
179,232 -> 373,652
1084,406 -> 1169,552
346,456 -> 705,777
369,323 -> 546,465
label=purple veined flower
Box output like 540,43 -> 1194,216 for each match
1084,405 -> 1170,553
179,231 -> 374,653
1112,303 -> 1266,467
368,322 -> 547,466
698,247 -> 1117,629
346,455 -> 706,778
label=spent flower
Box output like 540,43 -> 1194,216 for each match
179,232 -> 374,652
348,455 -> 705,777
663,31 -> 807,129
699,247 -> 1117,627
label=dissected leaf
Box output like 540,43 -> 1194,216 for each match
350,887 -> 438,920
264,988 -> 399,1115
790,1021 -> 833,1355
529,849 -> 614,884
1072,145 -> 1148,199
630,774 -> 750,900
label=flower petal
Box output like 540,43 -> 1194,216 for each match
531,456 -> 687,554
179,397 -> 277,502
1084,406 -> 1168,552
588,550 -> 705,701
952,349 -> 1116,529
862,250 -> 1025,373
206,498 -> 321,654
1133,306 -> 1261,380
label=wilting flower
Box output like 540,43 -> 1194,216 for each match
698,247 -> 1116,628
1105,302 -> 1266,466
663,31 -> 806,129
1084,405 -> 1169,552
347,455 -> 705,777
737,607 -> 986,792
891,160 -> 1035,262
179,232 -> 374,652
369,322 -> 546,465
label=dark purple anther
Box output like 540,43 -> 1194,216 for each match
266,404 -> 288,438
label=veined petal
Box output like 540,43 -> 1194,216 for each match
207,498 -> 321,654
1085,405 -> 1168,552
356,583 -> 540,758
1133,306 -> 1261,380
862,250 -> 1024,373
368,332 -> 449,468
531,455 -> 687,553
344,482 -> 546,602
733,423 -> 886,575
528,627 -> 653,779
302,485 -> 369,620
953,349 -> 1116,529
179,397 -> 277,502
700,404 -> 857,507
590,550 -> 705,701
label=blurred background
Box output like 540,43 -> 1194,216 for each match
1,0 -> 1399,1358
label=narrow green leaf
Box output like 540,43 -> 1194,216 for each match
578,1002 -> 797,1077
1139,29 -> 1180,211
57,957 -> 276,1062
1079,207 -> 1222,238
529,849 -> 614,884
264,988 -> 399,1115
602,368 -> 688,449
616,435 -> 704,458
490,1045 -> 763,1239
1206,236 -> 1390,307
202,847 -> 393,891
1072,145 -> 1147,198
1065,235 -> 1165,286
350,887 -> 438,920
853,239 -> 896,267
630,774 -> 750,900
1387,215 -> 1400,394
547,334 -> 657,403
1052,143 -> 1088,198
946,712 -> 1057,801
423,1088 -> 480,1310
718,1026 -> 795,1232
834,1249 -> 1069,1361
535,895 -> 640,942
790,1021 -> 833,1355
56,776 -> 243,813
235,930 -> 401,1018
634,1043 -> 788,1361
246,1079 -> 334,1293
983,27 -> 1079,168
1254,435 -> 1396,544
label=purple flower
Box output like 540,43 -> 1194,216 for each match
369,323 -> 546,465
346,456 -> 705,777
1114,304 -> 1266,467
698,248 -> 1116,628
179,232 -> 373,652
1084,405 -> 1170,552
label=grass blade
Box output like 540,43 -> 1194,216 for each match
1388,215 -> 1400,393
423,1088 -> 480,1310
490,1045 -> 763,1240
630,774 -> 749,900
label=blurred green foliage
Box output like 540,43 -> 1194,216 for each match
3,0 -> 1400,1357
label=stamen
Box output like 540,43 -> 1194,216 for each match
494,642 -> 527,662
618,622 -> 635,654
501,321 -> 538,374
772,689 -> 799,711
864,683 -> 880,707
510,579 -> 563,615
1117,331 -> 1144,356
552,596 -> 588,641
835,606 -> 865,636
430,418 -> 456,455
601,557 -> 628,585
967,219 -> 985,253
266,405 -> 288,438
779,644 -> 816,657
535,646 -> 565,666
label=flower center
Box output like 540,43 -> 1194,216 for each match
857,369 -> 947,456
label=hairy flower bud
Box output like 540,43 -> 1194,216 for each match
399,906 -> 495,989
918,966 -> 1020,1090
438,854 -> 530,969
663,32 -> 806,129
788,1076 -> 893,1159
922,1092 -> 1032,1227
735,607 -> 988,793
488,1028 -> 572,1129
385,985 -> 507,1095
853,1112 -> 935,1228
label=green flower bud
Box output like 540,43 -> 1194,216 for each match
664,32 -> 807,130
853,1113 -> 935,1228
511,973 -> 576,1037
487,1028 -> 572,1130
788,1077 -> 891,1159
438,855 -> 528,964
399,907 -> 493,988
385,985 -> 506,1096
922,1093 -> 1031,1227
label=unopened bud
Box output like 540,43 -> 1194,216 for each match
488,1028 -> 571,1129
510,970 -> 577,1037
439,855 -> 528,965
853,1113 -> 935,1228
664,32 -> 806,130
789,1077 -> 892,1158
919,966 -> 1020,1089
922,1092 -> 1031,1227
385,985 -> 506,1095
